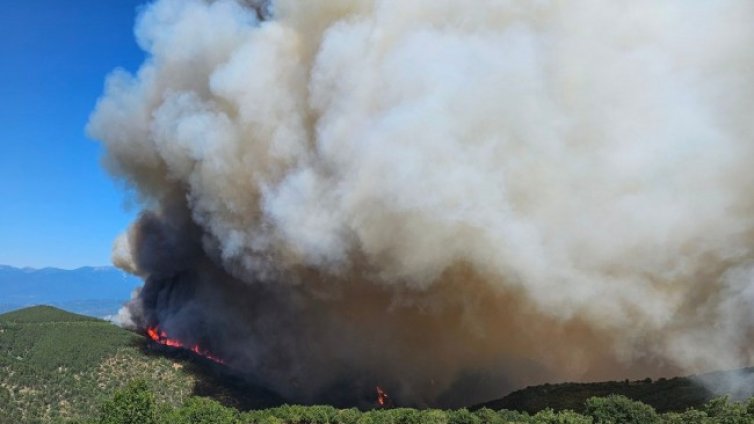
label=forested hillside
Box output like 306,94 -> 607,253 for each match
476,369 -> 754,414
3,305 -> 754,424
0,306 -> 279,423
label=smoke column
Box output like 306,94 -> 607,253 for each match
89,0 -> 754,408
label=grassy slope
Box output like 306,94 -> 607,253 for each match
0,306 -> 197,424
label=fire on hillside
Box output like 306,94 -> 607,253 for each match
145,326 -> 225,365
376,386 -> 391,407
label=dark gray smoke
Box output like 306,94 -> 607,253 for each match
89,0 -> 754,408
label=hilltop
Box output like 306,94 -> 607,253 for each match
477,368 -> 754,414
0,306 -> 281,423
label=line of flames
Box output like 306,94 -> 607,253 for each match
147,327 -> 394,407
145,326 -> 225,364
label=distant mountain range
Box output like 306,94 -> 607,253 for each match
0,264 -> 141,318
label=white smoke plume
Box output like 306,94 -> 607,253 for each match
89,0 -> 754,407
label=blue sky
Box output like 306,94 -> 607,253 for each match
0,1 -> 147,268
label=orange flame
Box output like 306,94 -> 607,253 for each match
145,326 -> 224,364
376,385 -> 389,407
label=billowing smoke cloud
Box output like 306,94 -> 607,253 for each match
89,0 -> 754,408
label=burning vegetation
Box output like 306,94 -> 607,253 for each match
376,386 -> 391,408
145,326 -> 224,365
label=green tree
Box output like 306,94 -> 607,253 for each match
97,380 -> 158,424
533,409 -> 591,424
474,408 -> 504,424
421,409 -> 449,424
334,408 -> 362,424
584,395 -> 659,424
661,409 -> 709,424
448,408 -> 481,424
703,396 -> 749,424
379,408 -> 421,424
497,409 -> 533,423
168,396 -> 239,424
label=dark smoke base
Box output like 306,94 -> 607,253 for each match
124,206 -> 678,408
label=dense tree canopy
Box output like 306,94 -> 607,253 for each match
82,382 -> 754,424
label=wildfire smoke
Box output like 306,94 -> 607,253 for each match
89,0 -> 754,408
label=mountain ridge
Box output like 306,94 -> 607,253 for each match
0,265 -> 141,317
475,367 -> 754,414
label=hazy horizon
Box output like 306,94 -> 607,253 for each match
0,264 -> 142,317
